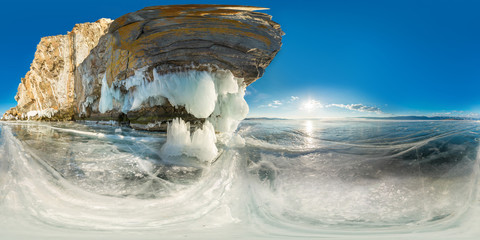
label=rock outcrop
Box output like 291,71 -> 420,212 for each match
4,19 -> 113,121
3,5 -> 283,130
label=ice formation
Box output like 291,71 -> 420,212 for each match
160,118 -> 218,162
2,114 -> 15,120
26,108 -> 59,120
152,70 -> 217,118
98,69 -> 246,118
97,68 -> 249,162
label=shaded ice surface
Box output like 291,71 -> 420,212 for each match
0,119 -> 480,239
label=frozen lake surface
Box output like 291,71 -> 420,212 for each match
0,119 -> 479,239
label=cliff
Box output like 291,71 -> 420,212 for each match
3,5 -> 283,131
4,19 -> 113,121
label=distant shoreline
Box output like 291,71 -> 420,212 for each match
245,116 -> 479,121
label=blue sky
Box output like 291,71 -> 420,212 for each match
1,0 -> 479,118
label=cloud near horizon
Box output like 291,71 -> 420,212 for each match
326,104 -> 382,113
430,111 -> 480,118
260,100 -> 283,108
257,96 -> 383,114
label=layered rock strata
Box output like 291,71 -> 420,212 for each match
3,5 -> 283,131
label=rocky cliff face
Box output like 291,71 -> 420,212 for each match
4,18 -> 113,120
4,5 -> 283,131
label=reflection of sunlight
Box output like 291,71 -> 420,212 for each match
304,120 -> 313,136
303,120 -> 316,148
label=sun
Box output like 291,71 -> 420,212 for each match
303,101 -> 315,110
301,99 -> 321,112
